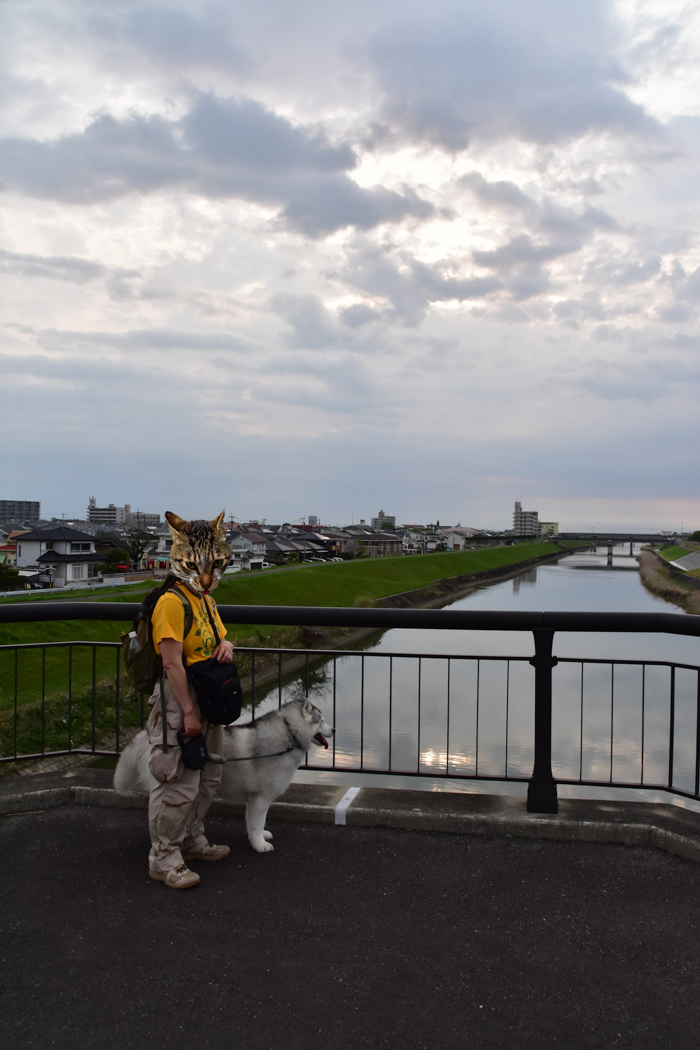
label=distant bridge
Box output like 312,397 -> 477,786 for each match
558,532 -> 678,544
557,532 -> 678,564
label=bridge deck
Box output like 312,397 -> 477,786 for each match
2,769 -> 700,1050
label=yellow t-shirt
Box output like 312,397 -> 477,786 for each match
152,583 -> 227,665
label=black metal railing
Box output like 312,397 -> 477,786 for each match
1,603 -> 699,814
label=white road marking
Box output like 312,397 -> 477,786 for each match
334,786 -> 361,826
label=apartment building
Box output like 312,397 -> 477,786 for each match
513,501 -> 540,535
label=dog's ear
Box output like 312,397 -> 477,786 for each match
302,696 -> 314,715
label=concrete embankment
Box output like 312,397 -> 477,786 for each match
638,549 -> 700,615
375,545 -> 574,610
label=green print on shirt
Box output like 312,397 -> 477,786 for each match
192,610 -> 216,657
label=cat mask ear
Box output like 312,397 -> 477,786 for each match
165,511 -> 188,534
210,510 -> 226,538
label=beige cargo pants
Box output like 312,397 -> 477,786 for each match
146,676 -> 224,874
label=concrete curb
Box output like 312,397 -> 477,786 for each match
4,782 -> 700,864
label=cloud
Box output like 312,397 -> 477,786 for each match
0,93 -> 433,236
116,5 -> 253,73
366,0 -> 658,149
584,252 -> 661,287
0,248 -> 109,283
37,326 -> 253,354
458,172 -> 536,212
0,0 -> 699,528
471,204 -> 616,300
336,241 -> 501,325
270,293 -> 343,350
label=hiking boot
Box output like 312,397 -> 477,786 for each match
182,840 -> 231,862
149,864 -> 201,889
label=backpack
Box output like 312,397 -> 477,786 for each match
121,586 -> 193,694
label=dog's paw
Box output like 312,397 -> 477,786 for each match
263,829 -> 273,841
250,838 -> 274,853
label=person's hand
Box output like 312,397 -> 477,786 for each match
183,709 -> 202,739
213,639 -> 234,663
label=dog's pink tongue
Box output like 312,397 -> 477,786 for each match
315,733 -> 329,749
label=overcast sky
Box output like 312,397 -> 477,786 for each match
1,0 -> 699,531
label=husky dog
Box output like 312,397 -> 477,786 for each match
113,697 -> 334,853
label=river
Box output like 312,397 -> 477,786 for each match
249,545 -> 700,805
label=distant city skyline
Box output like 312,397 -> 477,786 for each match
5,494 -> 694,535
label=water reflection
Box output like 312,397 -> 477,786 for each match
512,568 -> 537,592
244,544 -> 700,799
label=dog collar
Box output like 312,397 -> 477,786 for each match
282,717 -> 301,750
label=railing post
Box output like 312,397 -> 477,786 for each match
527,628 -> 558,813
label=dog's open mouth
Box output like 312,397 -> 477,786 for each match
313,732 -> 329,749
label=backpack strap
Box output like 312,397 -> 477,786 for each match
160,665 -> 168,754
156,586 -> 194,747
167,585 -> 194,641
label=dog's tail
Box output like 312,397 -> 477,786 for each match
113,729 -> 149,794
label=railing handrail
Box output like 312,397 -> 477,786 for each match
1,601 -> 700,637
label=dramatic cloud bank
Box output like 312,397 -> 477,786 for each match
1,0 -> 699,529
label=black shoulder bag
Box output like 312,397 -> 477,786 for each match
186,596 -> 243,726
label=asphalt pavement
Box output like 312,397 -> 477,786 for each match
3,798 -> 700,1049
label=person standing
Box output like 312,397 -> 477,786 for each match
145,511 -> 234,890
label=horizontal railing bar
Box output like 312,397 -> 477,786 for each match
232,647 -> 700,672
232,646 -> 532,662
304,765 -> 531,782
1,602 -> 700,637
1,641 -> 697,673
303,767 -> 700,801
0,641 -> 122,652
557,657 -> 700,671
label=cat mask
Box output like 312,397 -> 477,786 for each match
165,510 -> 231,595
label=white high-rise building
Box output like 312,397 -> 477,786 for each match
87,498 -> 160,526
513,501 -> 539,535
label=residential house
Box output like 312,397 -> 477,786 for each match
443,527 -> 486,551
0,526 -> 18,567
227,529 -> 268,569
142,523 -> 173,572
15,525 -> 103,587
400,531 -> 422,555
343,525 -> 402,557
307,529 -> 352,558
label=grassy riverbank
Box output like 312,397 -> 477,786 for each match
637,550 -> 700,615
0,542 -> 576,757
654,545 -> 689,563
0,541 -> 571,649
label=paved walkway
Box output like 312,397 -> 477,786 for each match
3,774 -> 700,1048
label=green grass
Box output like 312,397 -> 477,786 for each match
212,542 -> 562,608
0,542 -> 568,757
0,669 -> 144,759
0,542 -> 567,656
655,546 -> 691,563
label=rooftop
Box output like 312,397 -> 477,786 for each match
16,524 -> 96,542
